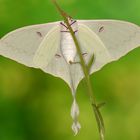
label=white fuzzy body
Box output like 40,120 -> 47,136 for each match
60,20 -> 78,64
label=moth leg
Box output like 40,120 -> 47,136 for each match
69,61 -> 80,65
61,30 -> 78,34
60,22 -> 68,29
61,31 -> 70,33
70,20 -> 77,26
69,53 -> 88,65
82,52 -> 88,57
74,30 -> 78,34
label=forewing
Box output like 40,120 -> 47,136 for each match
33,25 -> 60,68
0,21 -> 76,88
0,21 -> 59,67
72,19 -> 140,87
77,22 -> 111,75
78,20 -> 140,64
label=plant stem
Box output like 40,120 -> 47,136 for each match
52,1 -> 105,139
52,0 -> 96,104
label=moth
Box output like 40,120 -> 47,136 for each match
0,18 -> 140,134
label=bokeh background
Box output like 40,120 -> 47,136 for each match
0,0 -> 140,140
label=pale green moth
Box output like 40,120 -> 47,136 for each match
0,19 -> 140,135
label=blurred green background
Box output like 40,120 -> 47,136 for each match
0,0 -> 140,140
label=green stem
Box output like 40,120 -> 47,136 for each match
52,0 -> 96,105
52,1 -> 105,140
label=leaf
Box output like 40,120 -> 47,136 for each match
87,54 -> 95,72
97,102 -> 106,109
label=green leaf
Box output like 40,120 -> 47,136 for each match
87,54 -> 95,72
97,102 -> 106,109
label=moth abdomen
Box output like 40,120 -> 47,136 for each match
60,18 -> 78,64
